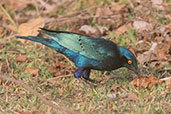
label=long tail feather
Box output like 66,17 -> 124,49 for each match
16,36 -> 65,52
16,36 -> 52,44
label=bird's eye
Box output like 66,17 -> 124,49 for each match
128,60 -> 132,64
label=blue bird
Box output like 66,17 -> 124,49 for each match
16,28 -> 139,83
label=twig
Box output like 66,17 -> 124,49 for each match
0,3 -> 17,29
0,74 -> 80,114
160,77 -> 171,81
32,0 -> 41,17
47,74 -> 73,81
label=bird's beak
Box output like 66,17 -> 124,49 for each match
128,66 -> 140,75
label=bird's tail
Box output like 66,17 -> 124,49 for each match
16,36 -> 65,52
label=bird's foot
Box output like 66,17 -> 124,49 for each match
78,78 -> 98,87
74,68 -> 101,87
84,77 -> 101,84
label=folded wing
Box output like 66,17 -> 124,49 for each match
39,28 -> 119,61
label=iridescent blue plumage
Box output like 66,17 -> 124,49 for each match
16,28 -> 138,83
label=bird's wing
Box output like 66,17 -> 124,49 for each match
39,28 -> 119,61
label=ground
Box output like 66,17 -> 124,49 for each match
0,0 -> 170,114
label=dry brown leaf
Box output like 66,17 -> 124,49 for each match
137,51 -> 152,64
130,74 -> 163,89
49,67 -> 61,76
96,7 -> 113,17
49,67 -> 57,74
111,84 -> 121,92
114,23 -> 132,35
25,67 -> 39,75
125,93 -> 138,101
56,62 -> 69,69
111,3 -> 126,11
154,41 -> 171,60
15,55 -> 27,62
18,18 -> 44,36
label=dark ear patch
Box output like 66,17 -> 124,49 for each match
121,56 -> 128,64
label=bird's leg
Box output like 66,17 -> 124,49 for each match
74,68 -> 101,86
74,68 -> 91,86
82,69 -> 90,80
82,69 -> 101,84
74,68 -> 84,79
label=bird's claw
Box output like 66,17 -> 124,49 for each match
78,77 -> 102,87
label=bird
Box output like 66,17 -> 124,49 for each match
16,28 -> 139,83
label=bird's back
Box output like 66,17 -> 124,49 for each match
39,28 -> 120,61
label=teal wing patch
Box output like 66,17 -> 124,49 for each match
39,29 -> 117,60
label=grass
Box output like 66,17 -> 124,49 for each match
0,38 -> 170,114
0,0 -> 170,113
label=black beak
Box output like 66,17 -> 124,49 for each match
128,66 -> 140,75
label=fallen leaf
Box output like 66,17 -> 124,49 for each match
133,21 -> 152,31
96,7 -> 113,17
49,67 -> 61,76
154,41 -> 171,60
137,51 -> 152,64
56,62 -> 69,69
25,67 -> 39,75
15,55 -> 27,62
79,25 -> 96,34
111,3 -> 126,12
111,84 -> 121,92
114,23 -> 132,35
125,93 -> 138,101
49,67 -> 57,74
130,74 -> 163,89
18,18 -> 44,36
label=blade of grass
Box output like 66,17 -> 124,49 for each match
0,3 -> 17,29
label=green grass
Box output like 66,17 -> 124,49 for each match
0,0 -> 170,113
0,38 -> 170,114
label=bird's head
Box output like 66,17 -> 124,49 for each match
119,46 -> 139,75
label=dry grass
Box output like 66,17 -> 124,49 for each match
0,0 -> 170,113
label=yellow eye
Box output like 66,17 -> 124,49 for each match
128,60 -> 132,64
